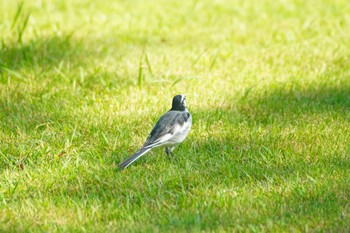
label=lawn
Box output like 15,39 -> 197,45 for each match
1,0 -> 350,232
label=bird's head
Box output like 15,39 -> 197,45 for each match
171,94 -> 187,111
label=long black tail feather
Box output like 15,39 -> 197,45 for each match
119,147 -> 152,169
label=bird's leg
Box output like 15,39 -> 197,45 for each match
165,147 -> 174,160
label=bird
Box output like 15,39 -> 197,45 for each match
119,94 -> 192,169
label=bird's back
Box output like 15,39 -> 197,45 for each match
143,110 -> 192,148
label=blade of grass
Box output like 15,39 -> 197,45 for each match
17,12 -> 31,44
240,83 -> 258,102
0,65 -> 24,80
144,52 -> 154,77
137,52 -> 144,87
209,51 -> 219,71
191,48 -> 209,67
11,1 -> 24,29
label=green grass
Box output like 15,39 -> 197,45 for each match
1,0 -> 350,232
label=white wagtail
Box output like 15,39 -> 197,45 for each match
119,94 -> 192,169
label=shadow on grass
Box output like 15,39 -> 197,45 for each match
0,35 -> 89,72
0,97 -> 73,133
244,84 -> 350,123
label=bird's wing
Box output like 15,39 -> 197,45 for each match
143,111 -> 191,148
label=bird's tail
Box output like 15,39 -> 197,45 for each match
119,147 -> 152,169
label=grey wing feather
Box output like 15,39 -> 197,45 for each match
143,111 -> 191,147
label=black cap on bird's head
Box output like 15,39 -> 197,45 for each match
171,94 -> 187,111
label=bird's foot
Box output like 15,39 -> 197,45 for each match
165,147 -> 175,160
